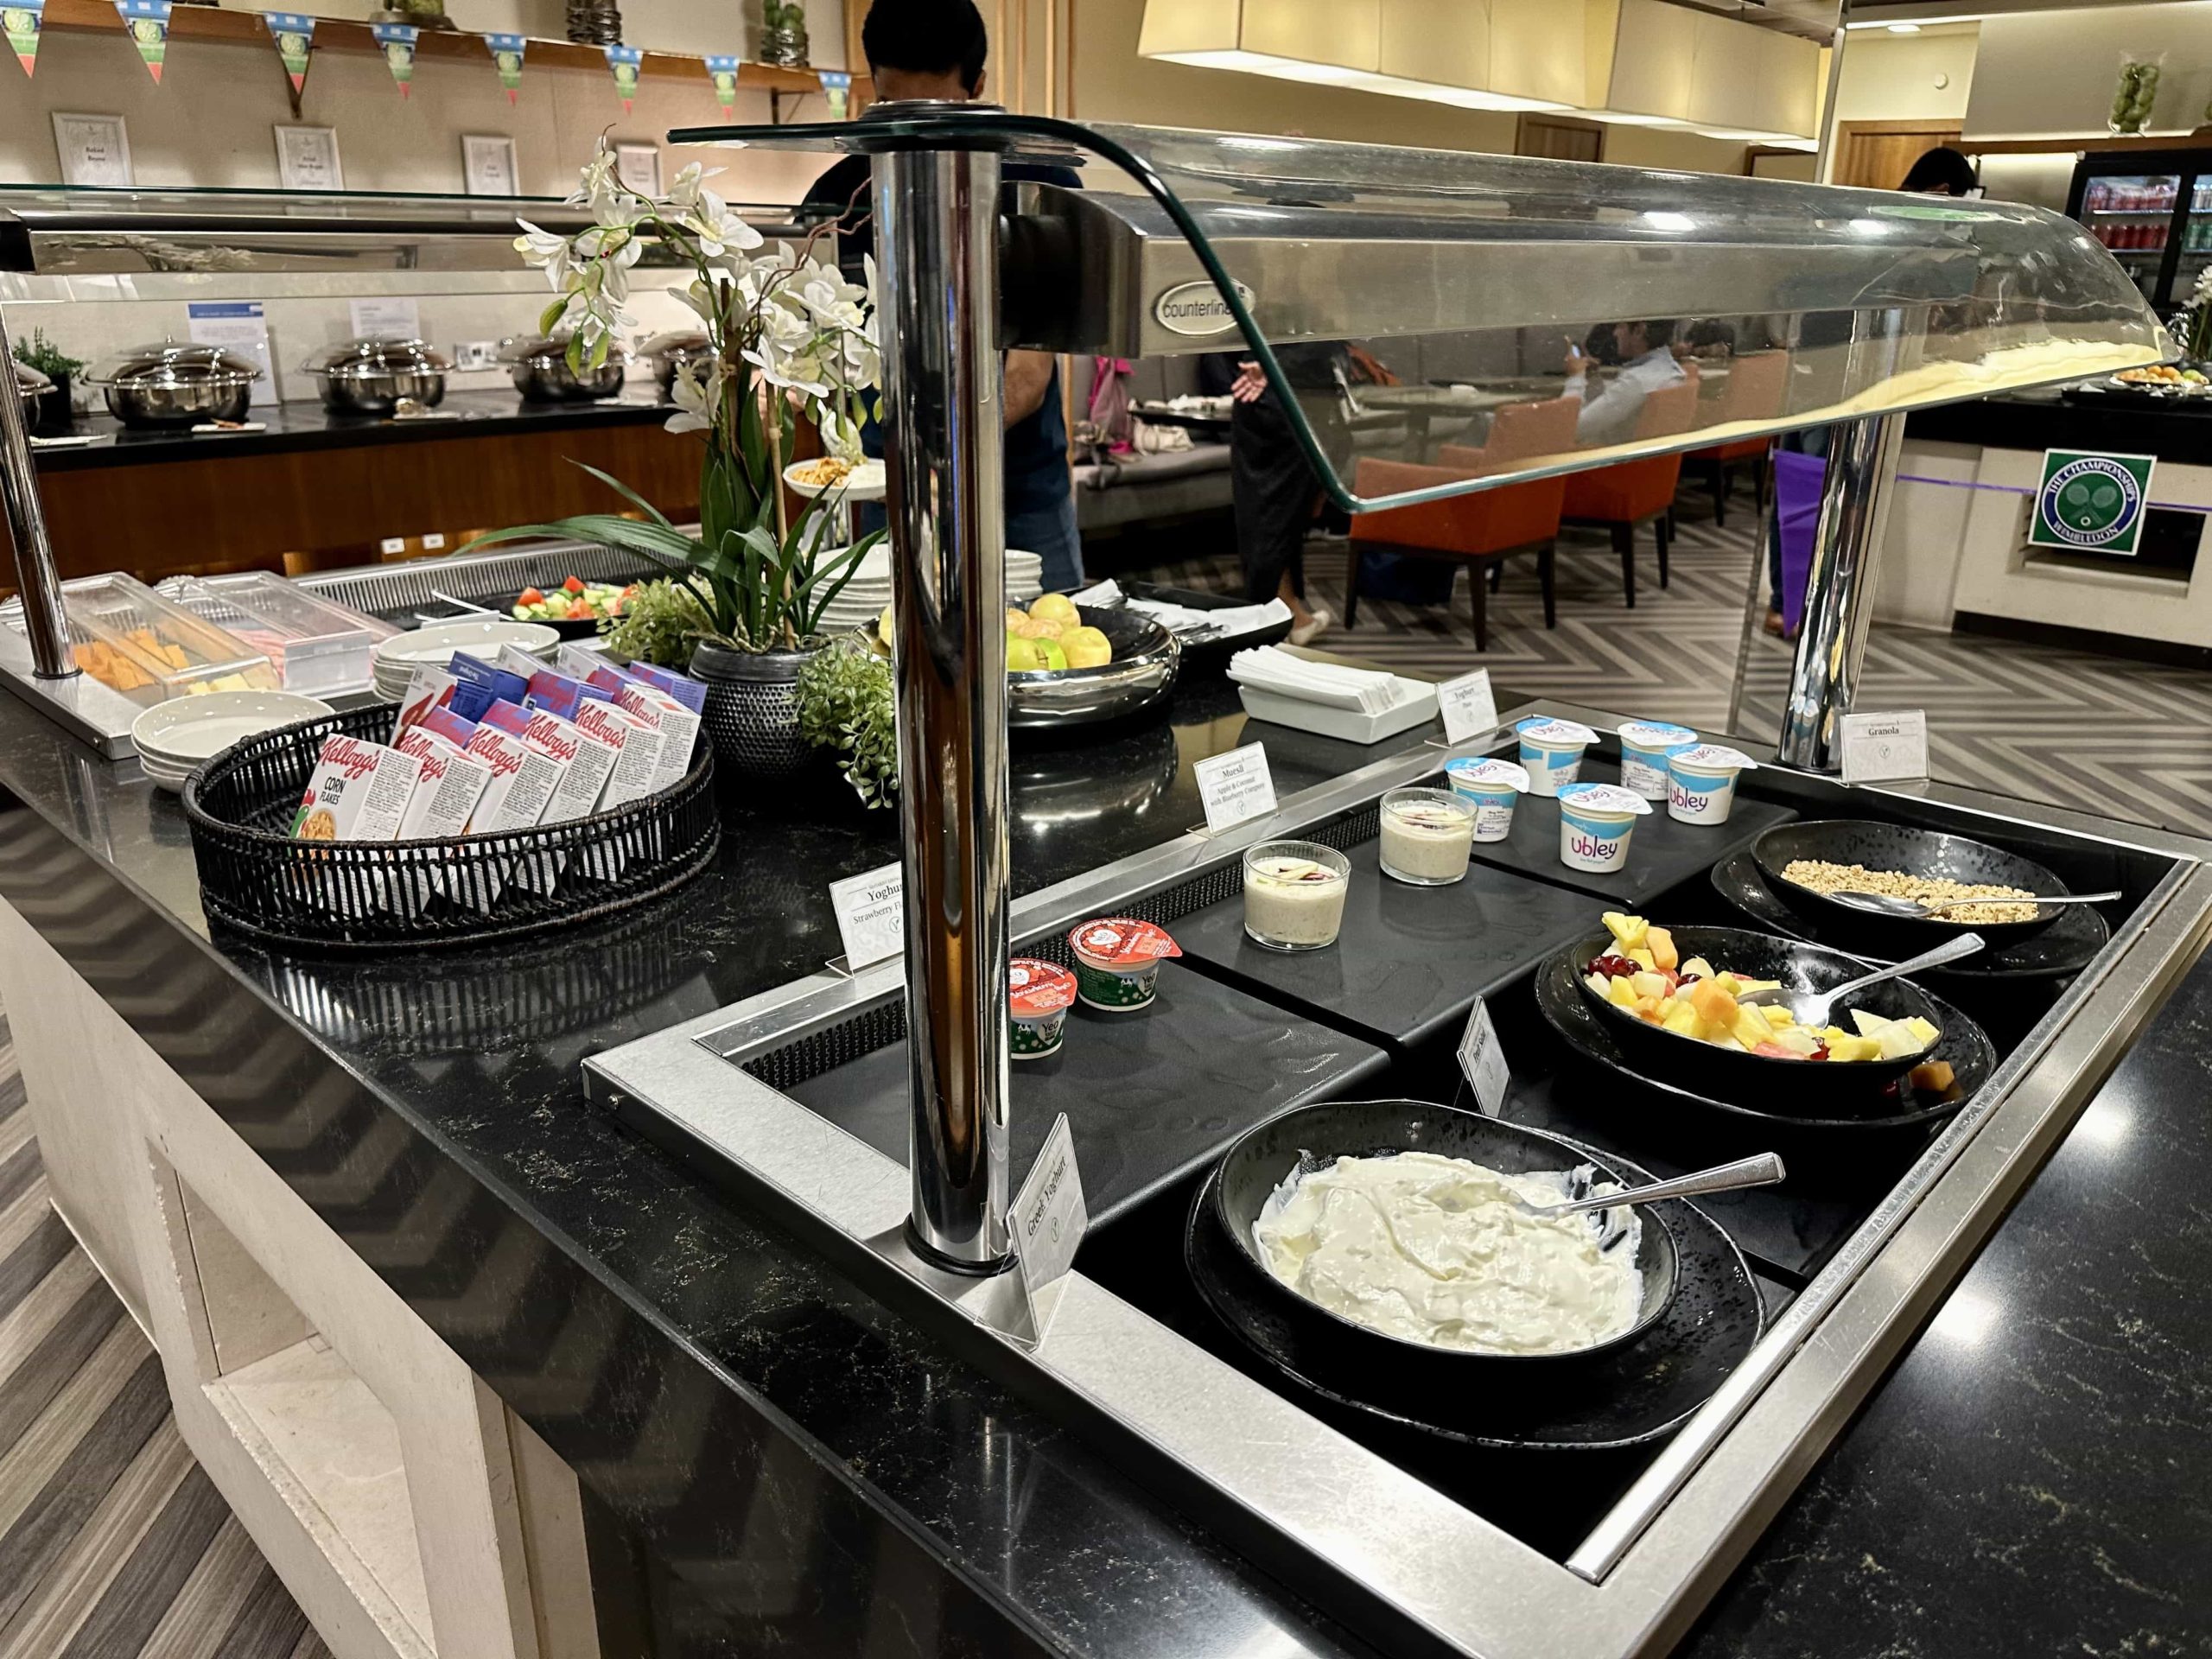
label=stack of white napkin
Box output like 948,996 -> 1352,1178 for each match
1067,581 -> 1294,640
1227,645 -> 1415,715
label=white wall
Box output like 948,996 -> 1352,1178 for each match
1830,26 -> 1979,125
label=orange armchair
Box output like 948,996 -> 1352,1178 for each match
1686,350 -> 1789,526
1560,375 -> 1700,607
1345,455 -> 1566,651
1435,396 -> 1581,474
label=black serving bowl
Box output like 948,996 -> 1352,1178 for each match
1751,819 -> 2069,950
1208,1099 -> 1678,1373
1562,924 -> 1948,1112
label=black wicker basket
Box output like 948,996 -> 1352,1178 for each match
181,703 -> 720,950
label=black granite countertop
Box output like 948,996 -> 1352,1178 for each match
29,387 -> 678,471
1907,385 -> 2212,465
0,667 -> 2204,1656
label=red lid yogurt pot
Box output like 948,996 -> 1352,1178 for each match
1066,917 -> 1180,1011
1008,957 -> 1077,1058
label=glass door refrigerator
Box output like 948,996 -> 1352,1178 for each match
2066,148 -> 2211,315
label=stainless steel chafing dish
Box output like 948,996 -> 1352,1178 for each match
86,340 -> 260,428
300,336 -> 452,416
499,332 -> 632,402
642,328 -> 715,397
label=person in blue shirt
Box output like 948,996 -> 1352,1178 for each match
802,0 -> 1084,593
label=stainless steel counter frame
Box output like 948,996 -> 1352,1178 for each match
585,694 -> 2212,1659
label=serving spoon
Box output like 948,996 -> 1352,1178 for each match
1735,933 -> 1985,1028
1826,887 -> 2120,919
1526,1152 -> 1787,1217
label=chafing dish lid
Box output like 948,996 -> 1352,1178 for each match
88,340 -> 264,388
302,337 -> 454,379
642,329 -> 714,360
12,361 -> 51,395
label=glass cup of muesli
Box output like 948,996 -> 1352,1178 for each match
1243,840 -> 1351,951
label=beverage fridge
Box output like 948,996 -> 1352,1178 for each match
2067,147 -> 2212,314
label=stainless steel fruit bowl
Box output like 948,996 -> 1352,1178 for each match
1007,606 -> 1179,729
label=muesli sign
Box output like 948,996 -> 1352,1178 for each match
2029,448 -> 2156,556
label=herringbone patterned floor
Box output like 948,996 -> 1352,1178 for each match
1157,502 -> 2212,838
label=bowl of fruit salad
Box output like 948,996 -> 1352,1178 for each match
510,576 -> 635,639
1563,912 -> 1945,1109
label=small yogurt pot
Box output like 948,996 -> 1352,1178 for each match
1007,957 -> 1077,1058
1666,743 -> 1760,826
1443,757 -> 1531,842
1243,840 -> 1351,951
1066,917 -> 1181,1011
1555,781 -> 1654,873
1378,786 -> 1476,886
1515,717 -> 1600,797
1616,720 -> 1699,801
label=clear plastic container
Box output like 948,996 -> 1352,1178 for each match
163,572 -> 386,696
58,573 -> 278,703
1243,840 -> 1351,951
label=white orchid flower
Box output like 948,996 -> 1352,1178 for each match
665,362 -> 715,434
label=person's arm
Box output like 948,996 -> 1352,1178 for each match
1004,350 -> 1055,428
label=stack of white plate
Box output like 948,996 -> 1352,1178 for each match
370,620 -> 561,702
132,690 -> 336,795
817,546 -> 1046,636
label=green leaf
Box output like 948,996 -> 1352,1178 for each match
566,461 -> 675,529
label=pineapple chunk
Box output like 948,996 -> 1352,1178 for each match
1601,912 -> 1648,950
1875,1024 -> 1924,1061
1634,997 -> 1664,1022
1904,1016 -> 1940,1048
1712,1033 -> 1746,1052
1759,1003 -> 1794,1027
1681,956 -> 1714,980
1731,1008 -> 1773,1050
1849,1008 -> 1893,1038
1647,927 -> 1679,972
1627,947 -> 1656,971
1826,1035 -> 1880,1062
1630,971 -> 1669,1001
1661,1001 -> 1701,1037
1606,975 -> 1639,1009
1585,973 -> 1611,998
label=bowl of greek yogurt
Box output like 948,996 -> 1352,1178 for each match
1378,787 -> 1475,885
1515,717 -> 1599,797
1209,1099 -> 1679,1365
1617,720 -> 1698,801
1243,841 -> 1351,950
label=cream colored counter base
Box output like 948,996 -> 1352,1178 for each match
0,896 -> 599,1659
1879,436 -> 2212,645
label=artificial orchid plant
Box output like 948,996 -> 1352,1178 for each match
469,141 -> 884,653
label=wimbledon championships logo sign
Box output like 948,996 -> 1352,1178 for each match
2030,448 -> 2157,556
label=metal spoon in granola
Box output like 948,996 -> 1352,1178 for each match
1827,888 -> 2119,919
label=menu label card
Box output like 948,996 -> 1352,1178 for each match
348,296 -> 420,342
1193,743 -> 1277,836
829,862 -> 904,969
1840,710 -> 1929,786
1014,1112 -> 1085,1295
1437,668 -> 1498,747
1458,998 -> 1510,1117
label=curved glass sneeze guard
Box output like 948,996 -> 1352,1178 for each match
672,110 -> 2171,512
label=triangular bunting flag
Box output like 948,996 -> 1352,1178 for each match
371,20 -> 416,97
486,33 -> 525,104
4,0 -> 45,77
703,54 -> 740,120
604,43 -> 641,114
114,0 -> 170,83
263,12 -> 314,99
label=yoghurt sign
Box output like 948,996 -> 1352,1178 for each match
2030,448 -> 2156,556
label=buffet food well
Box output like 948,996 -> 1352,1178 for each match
579,109 -> 2202,1659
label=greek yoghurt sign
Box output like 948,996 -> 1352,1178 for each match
2030,448 -> 2156,556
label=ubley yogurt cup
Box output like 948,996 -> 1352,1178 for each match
1443,756 -> 1531,842
1616,720 -> 1698,800
1555,781 -> 1653,873
1666,744 -> 1759,825
1515,717 -> 1599,797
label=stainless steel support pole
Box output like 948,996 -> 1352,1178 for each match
1776,410 -> 1901,772
874,143 -> 1014,1273
0,308 -> 72,679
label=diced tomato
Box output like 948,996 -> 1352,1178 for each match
1809,1044 -> 1829,1062
563,575 -> 586,594
518,587 -> 544,606
1752,1041 -> 1802,1060
568,601 -> 591,619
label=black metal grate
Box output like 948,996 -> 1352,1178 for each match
183,703 -> 718,950
740,802 -> 1381,1087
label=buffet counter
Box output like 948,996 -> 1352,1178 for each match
1886,390 -> 2212,658
0,654 -> 2207,1657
